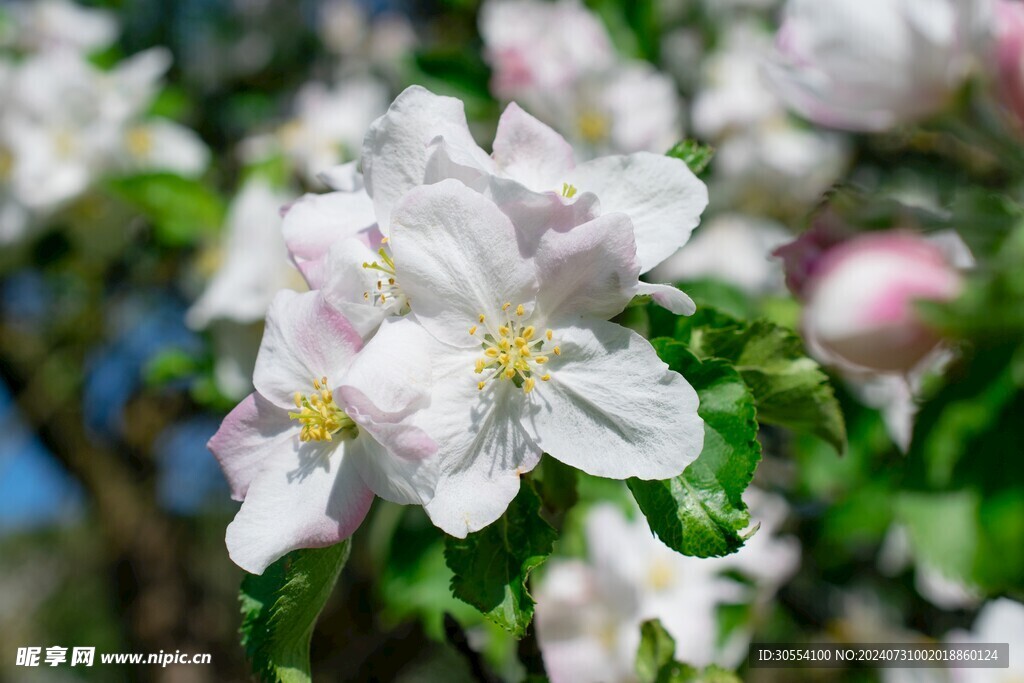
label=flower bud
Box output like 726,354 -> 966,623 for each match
801,233 -> 962,373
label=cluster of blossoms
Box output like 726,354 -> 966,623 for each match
534,491 -> 799,683
209,86 -> 710,573
479,0 -> 681,157
0,0 -> 209,244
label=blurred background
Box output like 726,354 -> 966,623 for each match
1,0 -> 1022,681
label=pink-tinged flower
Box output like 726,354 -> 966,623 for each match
208,289 -> 437,574
535,493 -> 800,682
994,0 -> 1024,130
479,0 -> 615,102
764,0 -> 994,132
282,86 -> 704,334
799,232 -> 963,374
344,180 -> 703,538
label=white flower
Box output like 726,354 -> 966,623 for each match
949,599 -> 1024,683
114,119 -> 210,177
535,492 -> 800,682
187,179 -> 300,329
649,213 -> 791,295
243,76 -> 391,185
208,289 -> 438,574
480,0 -> 682,156
343,179 -> 704,537
3,0 -> 118,55
764,0 -> 995,132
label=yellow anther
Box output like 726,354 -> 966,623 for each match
505,368 -> 516,379
514,337 -> 527,347
516,304 -> 525,316
523,326 -> 535,340
381,236 -> 389,244
499,338 -> 511,351
479,314 -> 485,323
535,356 -> 549,364
485,348 -> 500,358
499,353 -> 509,363
560,183 -> 578,199
475,359 -> 485,373
471,306 -> 562,395
553,346 -> 561,355
478,381 -> 486,391
289,376 -> 357,442
524,378 -> 536,393
541,374 -> 551,381
498,326 -> 510,336
293,392 -> 302,408
502,302 -> 512,311
388,278 -> 395,285
469,325 -> 477,335
546,329 -> 553,341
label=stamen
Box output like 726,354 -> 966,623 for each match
471,305 -> 560,395
469,325 -> 477,335
288,376 -> 357,442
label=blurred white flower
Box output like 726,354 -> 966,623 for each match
877,524 -> 981,610
243,76 -> 390,185
480,0 -> 682,156
318,0 -> 417,71
764,0 -> 995,132
692,22 -> 849,212
950,599 -> 1024,683
187,179 -> 304,399
535,491 -> 800,682
649,213 -> 790,295
2,0 -> 117,55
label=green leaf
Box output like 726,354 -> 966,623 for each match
637,619 -> 678,683
666,140 -> 715,176
240,543 -> 350,683
444,481 -> 557,637
635,619 -> 742,683
680,310 -> 847,455
106,173 -> 225,247
629,340 -> 761,558
533,454 -> 579,516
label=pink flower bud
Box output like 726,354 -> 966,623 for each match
801,232 -> 962,373
995,0 -> 1024,129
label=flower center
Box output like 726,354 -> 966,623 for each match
289,376 -> 357,442
576,110 -> 610,144
470,302 -> 560,394
560,182 -> 578,198
646,557 -> 676,592
362,242 -> 410,314
125,126 -> 154,158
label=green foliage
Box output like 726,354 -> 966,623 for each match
239,543 -> 350,683
666,140 -> 715,176
444,481 -> 557,637
106,173 -> 225,247
678,310 -> 847,455
532,454 -> 579,516
629,340 -> 761,558
635,619 -> 742,683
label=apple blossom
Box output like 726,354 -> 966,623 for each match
535,493 -> 800,682
343,179 -> 703,538
764,0 -> 994,132
3,0 -> 117,55
949,599 -> 1024,683
796,232 -> 964,374
208,289 -> 437,574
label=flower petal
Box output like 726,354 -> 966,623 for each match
534,211 -> 640,322
208,392 -> 295,501
338,317 -> 433,417
317,161 -> 364,192
349,434 -> 437,505
320,238 -> 391,339
282,189 -> 378,288
362,85 -> 492,232
492,102 -> 576,191
635,282 -> 697,316
225,441 -> 373,574
523,319 -> 703,480
253,290 -> 363,410
390,180 -> 539,347
564,152 -> 708,273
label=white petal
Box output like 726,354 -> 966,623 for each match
225,440 -> 373,574
348,434 -> 436,506
390,180 -> 538,348
253,290 -> 363,409
317,161 -> 364,192
492,102 -> 576,191
207,392 -> 295,501
361,85 -> 492,231
338,316 -> 433,417
636,282 -> 697,316
281,189 -> 377,288
319,238 -> 391,338
523,319 -> 703,479
123,119 -> 210,176
565,152 -> 708,273
534,211 -> 640,322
